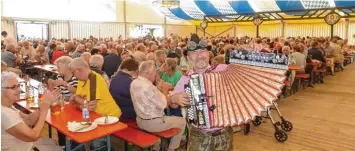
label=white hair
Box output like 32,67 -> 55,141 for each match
1,71 -> 18,89
81,52 -> 91,58
133,51 -> 147,64
100,44 -> 107,49
282,46 -> 290,51
89,55 -> 104,68
54,56 -> 72,66
57,45 -> 64,51
68,58 -> 89,71
138,60 -> 155,76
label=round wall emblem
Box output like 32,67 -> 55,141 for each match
253,17 -> 263,26
325,12 -> 340,25
200,20 -> 208,30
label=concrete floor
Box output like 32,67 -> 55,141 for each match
41,64 -> 355,151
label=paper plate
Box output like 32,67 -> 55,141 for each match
68,122 -> 98,133
94,116 -> 119,125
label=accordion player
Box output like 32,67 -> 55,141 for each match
184,49 -> 290,130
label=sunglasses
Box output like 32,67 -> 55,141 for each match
2,84 -> 21,90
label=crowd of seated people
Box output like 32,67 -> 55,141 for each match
1,30 -> 355,151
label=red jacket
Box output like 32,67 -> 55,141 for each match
51,50 -> 66,64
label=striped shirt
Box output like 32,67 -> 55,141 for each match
56,75 -> 78,97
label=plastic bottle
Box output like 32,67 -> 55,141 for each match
82,100 -> 90,122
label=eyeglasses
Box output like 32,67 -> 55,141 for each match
2,84 -> 21,90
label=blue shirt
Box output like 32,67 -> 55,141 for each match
71,51 -> 82,58
109,71 -> 136,120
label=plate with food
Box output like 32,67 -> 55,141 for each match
67,121 -> 98,132
94,116 -> 119,125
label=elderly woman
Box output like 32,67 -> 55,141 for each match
109,58 -> 139,120
136,43 -> 147,54
161,58 -> 182,117
132,51 -> 147,65
1,71 -> 62,151
282,46 -> 291,56
90,55 -> 110,86
71,44 -> 85,58
51,44 -> 66,64
48,56 -> 78,98
47,56 -> 78,148
80,52 -> 91,65
35,45 -> 49,64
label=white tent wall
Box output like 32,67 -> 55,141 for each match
49,21 -> 69,39
259,24 -> 282,38
52,21 -> 125,39
70,21 -> 100,39
99,23 -> 125,38
1,19 -> 16,38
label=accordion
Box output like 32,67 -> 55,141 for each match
185,51 -> 288,129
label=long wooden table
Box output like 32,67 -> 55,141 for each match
16,101 -> 127,151
34,64 -> 59,74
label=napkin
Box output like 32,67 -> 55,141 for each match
67,121 -> 86,132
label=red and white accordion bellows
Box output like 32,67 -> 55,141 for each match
185,64 -> 288,129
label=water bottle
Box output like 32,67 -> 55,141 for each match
82,100 -> 90,122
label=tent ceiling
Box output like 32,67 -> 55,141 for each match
152,0 -> 355,20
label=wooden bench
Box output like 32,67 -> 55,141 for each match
112,126 -> 160,151
122,120 -> 181,151
313,69 -> 326,83
295,73 -> 310,90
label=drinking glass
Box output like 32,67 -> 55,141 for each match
50,96 -> 63,115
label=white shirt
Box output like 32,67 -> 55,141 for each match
1,105 -> 33,151
130,76 -> 167,119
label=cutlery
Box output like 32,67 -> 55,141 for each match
76,122 -> 92,132
104,115 -> 108,124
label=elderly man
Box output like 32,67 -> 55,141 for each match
100,44 -> 109,57
1,31 -> 17,46
1,71 -> 63,151
21,41 -> 36,60
66,41 -> 76,55
68,58 -> 122,150
130,60 -> 186,151
85,42 -> 93,52
35,45 -> 49,64
169,40 -> 182,57
90,55 -> 110,86
169,39 -> 234,151
71,44 -> 85,58
2,44 -> 22,74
